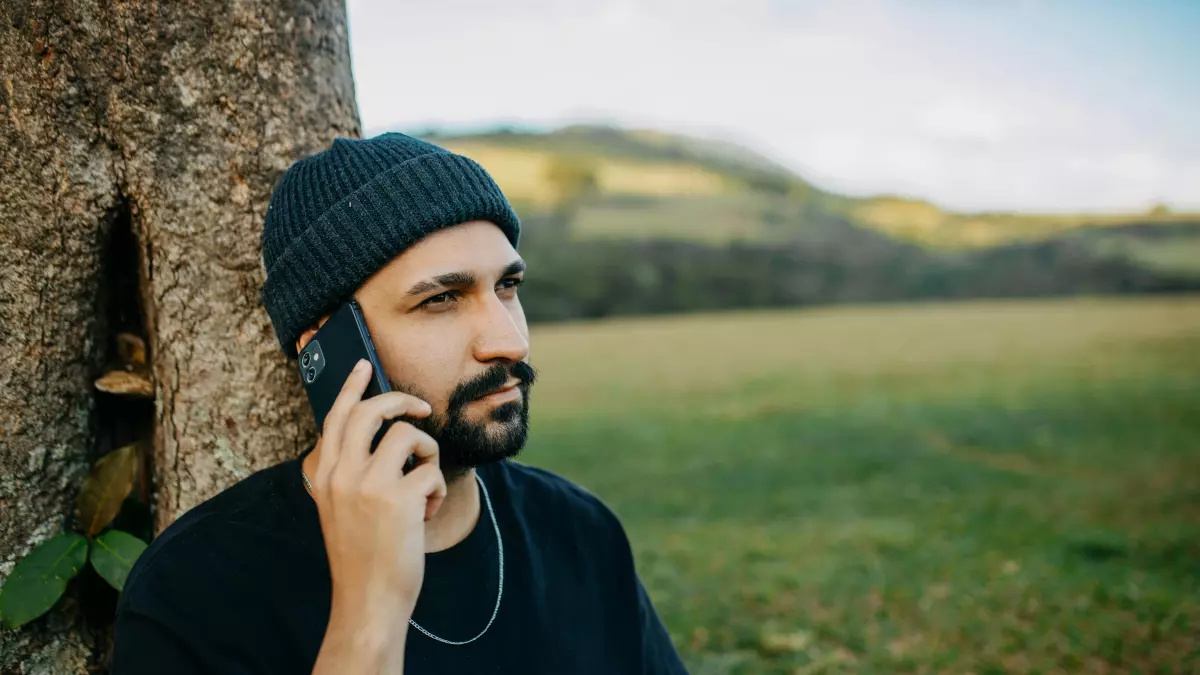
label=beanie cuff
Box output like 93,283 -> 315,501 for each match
262,151 -> 521,357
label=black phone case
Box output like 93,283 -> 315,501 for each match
297,300 -> 398,456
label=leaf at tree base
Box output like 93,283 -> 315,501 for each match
89,530 -> 148,592
76,444 -> 139,538
0,533 -> 88,629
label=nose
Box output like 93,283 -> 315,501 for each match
472,293 -> 529,365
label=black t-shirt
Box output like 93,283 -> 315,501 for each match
110,447 -> 688,674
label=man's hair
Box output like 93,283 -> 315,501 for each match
259,133 -> 520,357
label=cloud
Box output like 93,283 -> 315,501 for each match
346,0 -> 1199,212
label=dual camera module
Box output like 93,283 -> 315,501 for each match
300,341 -> 325,384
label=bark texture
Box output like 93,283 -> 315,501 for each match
1,1 -> 358,671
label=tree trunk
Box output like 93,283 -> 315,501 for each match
1,1 -> 358,671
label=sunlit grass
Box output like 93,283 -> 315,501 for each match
435,136 -> 1199,250
852,197 -> 1198,250
439,141 -> 732,205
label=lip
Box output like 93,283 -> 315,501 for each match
477,380 -> 521,404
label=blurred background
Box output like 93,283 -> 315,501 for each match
350,1 -> 1198,672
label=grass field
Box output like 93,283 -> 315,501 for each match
521,296 -> 1200,674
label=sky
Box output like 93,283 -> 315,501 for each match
345,0 -> 1199,213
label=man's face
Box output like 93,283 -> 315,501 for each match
353,220 -> 535,481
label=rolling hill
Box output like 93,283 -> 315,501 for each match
421,125 -> 1200,273
364,124 -> 1200,324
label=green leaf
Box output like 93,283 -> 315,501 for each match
89,530 -> 148,592
0,533 -> 88,629
76,444 -> 139,538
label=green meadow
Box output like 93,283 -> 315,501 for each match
522,296 -> 1200,674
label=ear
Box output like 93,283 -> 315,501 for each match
295,326 -> 319,355
294,314 -> 332,354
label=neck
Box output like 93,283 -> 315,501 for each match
425,467 -> 481,553
301,447 -> 481,554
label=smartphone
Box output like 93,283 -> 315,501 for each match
298,299 -> 414,469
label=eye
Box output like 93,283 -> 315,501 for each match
498,277 -> 524,293
420,290 -> 459,309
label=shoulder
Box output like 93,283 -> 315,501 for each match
486,459 -> 613,515
119,459 -> 306,612
483,459 -> 630,545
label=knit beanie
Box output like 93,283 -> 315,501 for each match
260,133 -> 521,357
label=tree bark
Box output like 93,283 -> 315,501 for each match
1,1 -> 358,671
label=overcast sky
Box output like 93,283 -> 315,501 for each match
345,0 -> 1198,213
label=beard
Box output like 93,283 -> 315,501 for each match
391,360 -> 537,482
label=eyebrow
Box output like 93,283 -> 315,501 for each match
405,259 -> 526,297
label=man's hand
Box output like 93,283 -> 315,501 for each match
309,359 -> 446,675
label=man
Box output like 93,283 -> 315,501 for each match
110,133 -> 689,674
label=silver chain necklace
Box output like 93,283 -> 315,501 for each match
300,467 -> 504,646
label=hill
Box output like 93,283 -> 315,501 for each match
395,124 -> 1200,323
423,125 -> 1200,271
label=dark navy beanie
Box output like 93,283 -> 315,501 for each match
260,133 -> 520,357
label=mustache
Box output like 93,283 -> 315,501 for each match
448,361 -> 538,411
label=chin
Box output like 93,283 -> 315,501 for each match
487,399 -> 523,422
437,401 -> 529,481
433,378 -> 532,480
441,434 -> 525,483
480,406 -> 527,453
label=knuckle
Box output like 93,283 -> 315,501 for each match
408,429 -> 438,453
382,490 -> 410,510
380,391 -> 409,403
363,480 -> 391,502
415,463 -> 444,484
347,403 -> 379,429
382,420 -> 416,441
357,395 -> 385,413
372,486 -> 412,512
328,474 -> 358,498
382,391 -> 428,413
343,404 -> 363,427
389,390 -> 420,404
350,398 -> 372,420
320,411 -> 345,436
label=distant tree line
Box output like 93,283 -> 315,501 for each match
516,212 -> 1200,323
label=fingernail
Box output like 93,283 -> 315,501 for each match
353,359 -> 368,373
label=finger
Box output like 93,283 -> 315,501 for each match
400,463 -> 448,521
366,422 -> 438,485
340,392 -> 433,467
425,478 -> 448,522
312,359 -> 374,486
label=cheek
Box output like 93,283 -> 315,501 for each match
373,330 -> 460,407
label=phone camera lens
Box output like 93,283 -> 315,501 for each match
305,367 -> 316,383
301,352 -> 311,367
